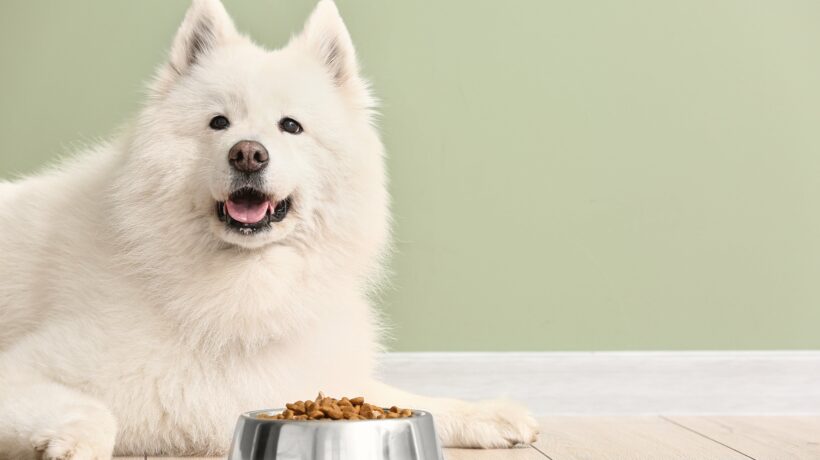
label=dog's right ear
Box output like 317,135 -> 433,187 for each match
150,0 -> 239,94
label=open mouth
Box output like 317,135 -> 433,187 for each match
216,187 -> 290,234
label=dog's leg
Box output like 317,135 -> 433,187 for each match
0,380 -> 116,460
362,380 -> 539,448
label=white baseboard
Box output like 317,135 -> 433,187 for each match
376,351 -> 820,416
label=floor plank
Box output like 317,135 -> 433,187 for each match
444,446 -> 546,459
534,416 -> 749,460
667,416 -> 820,460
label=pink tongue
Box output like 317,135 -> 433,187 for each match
225,199 -> 271,224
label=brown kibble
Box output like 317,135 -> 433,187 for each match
260,395 -> 413,421
286,402 -> 306,414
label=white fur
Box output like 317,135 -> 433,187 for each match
0,1 -> 538,458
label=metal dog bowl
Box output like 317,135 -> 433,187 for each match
228,408 -> 444,460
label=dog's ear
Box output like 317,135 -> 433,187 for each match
151,0 -> 239,94
293,0 -> 373,107
169,0 -> 239,74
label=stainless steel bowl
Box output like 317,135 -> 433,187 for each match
228,408 -> 444,460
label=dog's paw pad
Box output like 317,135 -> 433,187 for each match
31,432 -> 102,460
441,399 -> 540,448
492,402 -> 540,445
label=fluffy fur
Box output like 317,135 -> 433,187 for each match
0,1 -> 538,458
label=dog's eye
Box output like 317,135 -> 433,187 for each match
279,117 -> 303,135
209,115 -> 230,130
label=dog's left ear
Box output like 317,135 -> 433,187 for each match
293,0 -> 372,107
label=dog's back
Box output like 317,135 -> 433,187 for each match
0,145 -> 121,351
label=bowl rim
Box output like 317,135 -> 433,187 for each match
242,408 -> 431,423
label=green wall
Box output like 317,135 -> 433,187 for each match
1,1 -> 819,351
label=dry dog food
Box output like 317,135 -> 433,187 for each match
258,392 -> 413,421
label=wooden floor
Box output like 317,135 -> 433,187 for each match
118,416 -> 820,459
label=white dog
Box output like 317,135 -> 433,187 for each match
0,1 -> 538,458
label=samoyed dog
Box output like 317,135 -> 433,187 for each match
0,1 -> 538,458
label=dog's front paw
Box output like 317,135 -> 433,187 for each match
436,399 -> 540,448
30,417 -> 116,460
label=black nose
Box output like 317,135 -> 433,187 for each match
228,140 -> 269,173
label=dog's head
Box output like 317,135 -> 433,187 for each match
126,0 -> 387,253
